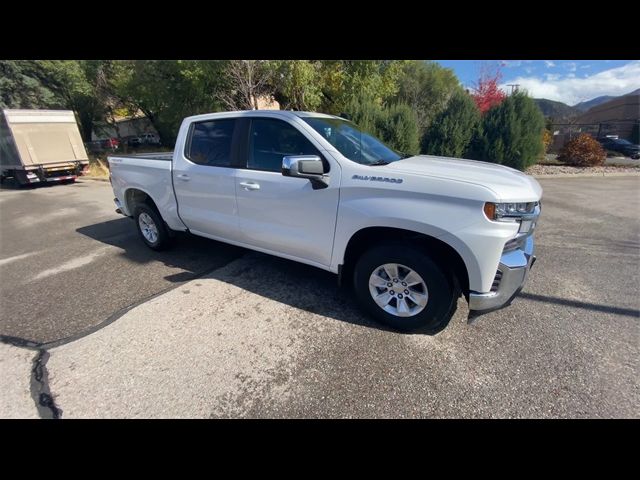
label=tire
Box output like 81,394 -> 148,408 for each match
133,203 -> 171,251
353,243 -> 460,333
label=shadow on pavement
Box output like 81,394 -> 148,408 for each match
520,292 -> 639,318
76,217 -> 245,283
76,218 -> 408,333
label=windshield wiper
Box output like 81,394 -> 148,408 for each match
368,160 -> 390,166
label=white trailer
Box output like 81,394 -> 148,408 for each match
0,109 -> 90,185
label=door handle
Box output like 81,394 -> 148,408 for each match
239,182 -> 260,191
176,174 -> 190,181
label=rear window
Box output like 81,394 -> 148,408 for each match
186,119 -> 236,167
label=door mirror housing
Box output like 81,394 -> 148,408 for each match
281,155 -> 329,189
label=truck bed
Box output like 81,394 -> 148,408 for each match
108,151 -> 186,231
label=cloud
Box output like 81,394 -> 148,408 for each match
544,60 -> 556,68
500,60 -> 640,105
564,62 -> 578,72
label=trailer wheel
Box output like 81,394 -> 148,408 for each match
133,204 -> 171,251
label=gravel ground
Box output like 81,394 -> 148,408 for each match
527,164 -> 640,175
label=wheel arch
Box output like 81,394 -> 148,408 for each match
340,226 -> 470,296
124,187 -> 160,217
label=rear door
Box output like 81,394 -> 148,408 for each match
235,117 -> 340,267
172,117 -> 243,241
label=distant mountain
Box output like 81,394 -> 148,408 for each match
534,98 -> 579,121
535,88 -> 640,121
574,95 -> 616,112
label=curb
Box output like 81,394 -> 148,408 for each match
532,172 -> 640,179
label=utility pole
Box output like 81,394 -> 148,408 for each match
507,84 -> 520,95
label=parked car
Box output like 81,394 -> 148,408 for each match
108,111 -> 541,332
101,137 -> 120,150
139,132 -> 161,145
125,136 -> 141,147
597,137 -> 640,159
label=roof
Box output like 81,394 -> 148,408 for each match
183,110 -> 346,123
2,109 -> 77,124
289,111 -> 345,120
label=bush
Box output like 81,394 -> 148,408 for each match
422,90 -> 480,157
472,91 -> 545,171
558,134 -> 606,166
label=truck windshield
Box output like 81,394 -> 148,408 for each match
301,117 -> 404,165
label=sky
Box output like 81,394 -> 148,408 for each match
434,60 -> 640,106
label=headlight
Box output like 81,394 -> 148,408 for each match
484,202 -> 538,222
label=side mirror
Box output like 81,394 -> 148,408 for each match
281,155 -> 329,189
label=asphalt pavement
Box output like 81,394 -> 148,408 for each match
0,179 -> 242,344
1,176 -> 638,418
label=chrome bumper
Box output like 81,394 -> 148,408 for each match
468,235 -> 536,312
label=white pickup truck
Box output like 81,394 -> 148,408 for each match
108,110 -> 541,332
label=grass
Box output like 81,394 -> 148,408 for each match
86,158 -> 110,179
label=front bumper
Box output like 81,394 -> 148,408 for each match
468,235 -> 536,312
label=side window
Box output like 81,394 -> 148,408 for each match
248,118 -> 320,172
186,119 -> 235,167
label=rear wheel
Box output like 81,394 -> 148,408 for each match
134,204 -> 171,250
353,243 -> 459,333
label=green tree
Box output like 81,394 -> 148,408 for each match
318,60 -> 407,115
422,90 -> 480,157
473,91 -> 545,171
343,93 -> 386,137
0,60 -> 62,109
343,95 -> 420,155
113,60 -> 227,146
379,103 -> 420,155
394,61 -> 463,136
269,60 -> 322,111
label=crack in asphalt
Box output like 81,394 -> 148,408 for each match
1,251 -> 247,418
30,350 -> 62,419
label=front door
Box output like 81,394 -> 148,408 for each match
235,117 -> 340,267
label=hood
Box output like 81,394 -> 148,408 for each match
383,155 -> 543,202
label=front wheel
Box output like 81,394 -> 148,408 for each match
134,204 -> 171,251
353,243 -> 459,333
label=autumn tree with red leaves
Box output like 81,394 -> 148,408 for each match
471,65 -> 506,114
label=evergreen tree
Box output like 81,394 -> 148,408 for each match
344,95 -> 420,155
474,91 -> 545,171
422,90 -> 480,157
380,103 -> 420,155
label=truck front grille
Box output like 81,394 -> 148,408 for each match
491,270 -> 503,292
